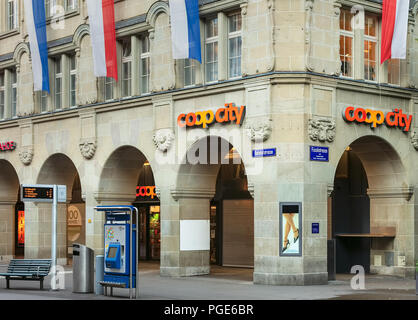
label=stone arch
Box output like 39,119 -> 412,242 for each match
97,145 -> 156,204
146,1 -> 170,28
13,42 -> 30,64
72,24 -> 90,48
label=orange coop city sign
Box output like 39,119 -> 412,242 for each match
17,211 -> 24,246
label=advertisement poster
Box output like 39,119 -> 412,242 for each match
279,203 -> 302,256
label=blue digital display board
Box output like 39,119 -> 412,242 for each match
310,146 -> 329,162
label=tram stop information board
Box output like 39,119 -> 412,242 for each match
21,185 -> 67,203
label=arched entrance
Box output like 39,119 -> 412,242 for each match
173,136 -> 254,277
98,146 -> 160,263
330,136 -> 410,276
0,160 -> 21,260
37,154 -> 84,264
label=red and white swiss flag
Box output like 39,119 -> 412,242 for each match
86,0 -> 118,80
381,0 -> 410,64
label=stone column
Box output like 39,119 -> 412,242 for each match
160,188 -> 214,277
0,200 -> 16,262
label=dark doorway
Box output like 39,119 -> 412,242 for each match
332,149 -> 370,273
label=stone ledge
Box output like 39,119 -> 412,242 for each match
370,265 -> 416,279
253,272 -> 328,286
160,266 -> 210,277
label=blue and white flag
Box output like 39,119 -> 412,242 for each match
24,0 -> 50,92
169,0 -> 202,63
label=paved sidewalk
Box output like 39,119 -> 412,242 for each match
0,262 -> 416,300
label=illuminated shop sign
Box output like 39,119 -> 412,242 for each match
177,103 -> 246,128
0,141 -> 16,151
136,186 -> 157,199
343,107 -> 413,132
17,211 -> 24,247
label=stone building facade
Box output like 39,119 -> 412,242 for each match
0,0 -> 417,285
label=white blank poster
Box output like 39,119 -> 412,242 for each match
180,220 -> 210,251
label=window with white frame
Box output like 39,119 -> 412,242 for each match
228,13 -> 242,79
54,56 -> 62,109
339,9 -> 354,78
104,77 -> 114,101
40,90 -> 48,112
140,36 -> 150,94
7,0 -> 18,31
205,17 -> 219,83
45,0 -> 57,18
387,59 -> 401,86
184,59 -> 196,87
121,39 -> 132,97
70,54 -> 77,107
65,0 -> 78,11
364,14 -> 378,81
11,69 -> 17,118
0,73 -> 4,119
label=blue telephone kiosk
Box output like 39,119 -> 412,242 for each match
95,206 -> 139,299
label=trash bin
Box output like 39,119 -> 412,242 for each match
95,255 -> 104,295
73,243 -> 94,293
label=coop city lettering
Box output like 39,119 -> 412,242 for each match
177,104 -> 246,129
136,186 -> 157,199
0,141 -> 16,151
343,107 -> 413,132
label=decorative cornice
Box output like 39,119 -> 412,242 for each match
308,117 -> 336,143
171,188 -> 216,201
94,192 -> 137,203
411,130 -> 418,151
367,187 -> 413,201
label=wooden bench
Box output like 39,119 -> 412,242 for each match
0,259 -> 52,290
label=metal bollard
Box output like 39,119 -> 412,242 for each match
95,255 -> 104,295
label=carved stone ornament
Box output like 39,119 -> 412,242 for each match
19,148 -> 34,166
79,140 -> 97,160
308,117 -> 336,143
153,129 -> 175,152
411,130 -> 418,151
245,118 -> 273,142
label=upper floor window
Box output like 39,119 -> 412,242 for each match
205,17 -> 219,83
7,0 -> 18,31
0,73 -> 5,119
228,13 -> 242,79
387,59 -> 401,86
339,9 -> 354,78
184,59 -> 197,87
54,56 -> 62,109
65,0 -> 78,11
39,91 -> 48,113
140,36 -> 150,94
45,0 -> 78,18
104,77 -> 114,101
70,54 -> 77,107
11,70 -> 17,117
364,14 -> 377,82
121,39 -> 132,97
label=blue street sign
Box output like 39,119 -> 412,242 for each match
252,148 -> 277,158
310,146 -> 329,162
312,223 -> 319,234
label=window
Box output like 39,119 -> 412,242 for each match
388,59 -> 401,86
70,55 -> 77,107
104,77 -> 114,101
140,36 -> 150,94
54,56 -> 62,109
45,0 -> 57,18
184,59 -> 196,87
40,91 -> 48,112
228,13 -> 242,79
65,0 -> 77,11
364,14 -> 377,81
339,9 -> 354,78
0,73 -> 4,119
7,0 -> 18,30
11,70 -> 17,118
205,17 -> 219,83
121,39 -> 132,97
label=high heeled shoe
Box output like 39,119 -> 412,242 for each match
282,240 -> 290,253
294,229 -> 299,243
